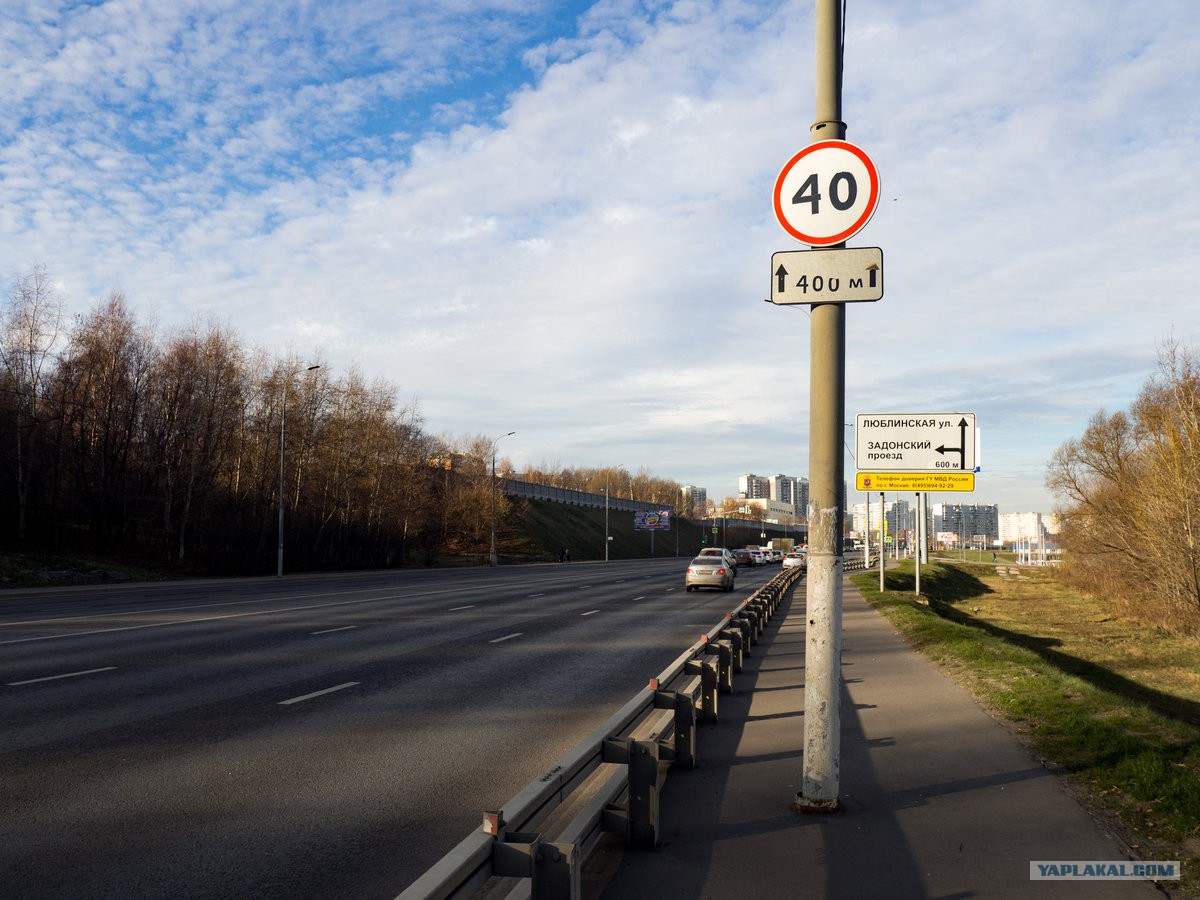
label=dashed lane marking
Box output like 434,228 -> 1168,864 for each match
7,666 -> 118,686
279,682 -> 360,705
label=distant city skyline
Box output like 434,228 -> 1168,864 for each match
727,472 -> 1054,522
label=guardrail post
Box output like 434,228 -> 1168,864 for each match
492,832 -> 579,900
748,599 -> 767,631
744,607 -> 763,641
629,739 -> 661,848
732,615 -> 754,650
533,841 -> 578,900
655,689 -> 697,770
688,655 -> 719,722
720,627 -> 744,673
761,587 -> 776,615
674,689 -> 697,769
706,639 -> 733,693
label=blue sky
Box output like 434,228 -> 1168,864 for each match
2,0 -> 1198,516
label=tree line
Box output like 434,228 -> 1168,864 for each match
0,266 -> 686,574
1048,342 -> 1200,633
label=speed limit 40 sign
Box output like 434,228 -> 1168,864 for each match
773,140 -> 880,246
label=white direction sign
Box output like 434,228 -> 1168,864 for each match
856,413 -> 977,473
773,140 -> 880,247
770,247 -> 883,304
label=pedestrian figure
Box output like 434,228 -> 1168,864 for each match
565,548 -> 571,563
559,547 -> 566,563
992,551 -> 997,562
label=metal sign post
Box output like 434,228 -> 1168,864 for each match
795,0 -> 849,815
915,492 -> 922,597
879,492 -> 886,592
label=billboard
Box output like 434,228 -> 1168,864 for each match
634,509 -> 671,531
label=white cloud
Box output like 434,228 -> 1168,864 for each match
0,0 -> 1196,514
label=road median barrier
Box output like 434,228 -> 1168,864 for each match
396,565 -> 805,900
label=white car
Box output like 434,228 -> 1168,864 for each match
697,547 -> 738,572
685,556 -> 735,592
782,551 -> 807,570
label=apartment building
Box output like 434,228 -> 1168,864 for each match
932,502 -> 1000,544
681,484 -> 708,518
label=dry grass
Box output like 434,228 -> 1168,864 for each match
856,560 -> 1200,897
976,564 -> 1200,706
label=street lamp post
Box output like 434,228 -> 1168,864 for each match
604,482 -> 610,562
278,364 -> 320,577
489,431 -> 515,567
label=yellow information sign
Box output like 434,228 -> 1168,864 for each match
856,472 -> 975,492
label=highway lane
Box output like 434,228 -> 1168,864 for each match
1,558 -> 778,898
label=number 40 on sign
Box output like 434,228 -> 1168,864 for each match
773,140 -> 880,247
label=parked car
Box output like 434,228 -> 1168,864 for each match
698,547 -> 738,572
783,551 -> 807,570
685,556 -> 735,592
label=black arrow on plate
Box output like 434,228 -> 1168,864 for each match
934,418 -> 971,470
775,264 -> 788,293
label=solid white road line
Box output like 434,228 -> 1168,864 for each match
279,682 -> 360,705
7,666 -> 118,686
489,633 -> 523,644
310,625 -> 357,635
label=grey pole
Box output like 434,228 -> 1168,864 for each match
797,0 -> 846,813
879,492 -> 886,591
605,482 -> 610,562
489,431 -> 515,567
864,491 -> 871,568
277,397 -> 286,578
915,492 -> 922,597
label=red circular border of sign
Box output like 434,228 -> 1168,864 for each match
773,140 -> 880,247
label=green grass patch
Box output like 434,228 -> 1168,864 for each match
0,550 -> 168,588
508,498 -> 702,562
854,561 -> 1200,893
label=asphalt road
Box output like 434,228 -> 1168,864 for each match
0,558 -> 777,899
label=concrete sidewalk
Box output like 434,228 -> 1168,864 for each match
587,572 -> 1161,898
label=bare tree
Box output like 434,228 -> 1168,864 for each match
0,265 -> 63,540
53,291 -> 157,548
147,320 -> 246,563
1048,341 -> 1200,631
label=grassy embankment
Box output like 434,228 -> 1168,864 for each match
510,498 -> 707,563
853,560 -> 1200,897
0,551 -> 167,588
0,498 -> 713,587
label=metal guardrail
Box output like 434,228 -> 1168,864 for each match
502,479 -> 667,514
396,565 -> 805,900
